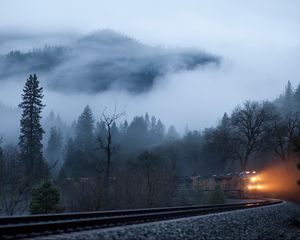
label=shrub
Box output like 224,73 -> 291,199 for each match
29,181 -> 63,214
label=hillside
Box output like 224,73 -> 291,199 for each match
0,30 -> 220,94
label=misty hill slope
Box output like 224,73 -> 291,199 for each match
0,30 -> 220,94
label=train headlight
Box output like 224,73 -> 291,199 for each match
247,184 -> 263,190
250,177 -> 257,182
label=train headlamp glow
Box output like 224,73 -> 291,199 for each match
250,177 -> 257,182
247,184 -> 263,190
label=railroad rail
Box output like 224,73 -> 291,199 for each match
0,199 -> 283,239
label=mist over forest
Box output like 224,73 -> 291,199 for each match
0,29 -> 221,142
0,0 -> 300,217
0,30 -> 219,94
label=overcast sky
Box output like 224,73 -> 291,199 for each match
1,0 -> 300,131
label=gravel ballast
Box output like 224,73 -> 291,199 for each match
36,202 -> 300,240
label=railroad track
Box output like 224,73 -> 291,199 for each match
0,199 -> 282,239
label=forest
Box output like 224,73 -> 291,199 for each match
0,75 -> 300,215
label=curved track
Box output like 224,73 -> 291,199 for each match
0,199 -> 282,239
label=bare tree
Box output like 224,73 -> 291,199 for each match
99,107 -> 124,182
268,113 -> 300,165
230,101 -> 275,170
97,107 -> 124,208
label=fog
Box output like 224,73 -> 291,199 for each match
0,0 -> 300,139
259,160 -> 300,201
0,30 -> 218,93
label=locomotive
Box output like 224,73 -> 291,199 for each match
192,171 -> 265,198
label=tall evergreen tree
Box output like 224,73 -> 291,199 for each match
126,116 -> 148,148
294,83 -> 300,112
75,105 -> 95,152
155,119 -> 166,140
166,125 -> 179,141
46,127 -> 63,176
282,81 -> 294,114
145,113 -> 150,130
119,120 -> 128,137
58,138 -> 77,179
60,106 -> 96,178
18,74 -> 48,182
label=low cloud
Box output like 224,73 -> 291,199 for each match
0,29 -> 220,94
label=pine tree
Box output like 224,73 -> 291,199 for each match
46,127 -> 63,176
60,106 -> 96,178
285,81 -> 293,101
29,181 -> 62,214
150,116 -> 156,132
119,120 -> 128,136
126,116 -> 148,147
282,81 -> 294,114
294,83 -> 300,112
166,125 -> 179,141
18,74 -> 48,182
145,113 -> 150,130
155,119 -> 166,139
58,138 -> 76,179
149,117 -> 165,143
220,112 -> 230,127
75,105 -> 95,152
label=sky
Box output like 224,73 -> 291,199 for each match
0,0 -> 300,132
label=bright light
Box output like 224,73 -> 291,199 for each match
250,177 -> 257,182
247,184 -> 263,190
252,171 -> 256,174
246,171 -> 250,174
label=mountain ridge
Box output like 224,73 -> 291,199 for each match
0,29 -> 220,94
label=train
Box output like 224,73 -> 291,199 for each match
191,171 -> 265,198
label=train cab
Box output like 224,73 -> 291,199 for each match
239,171 -> 265,197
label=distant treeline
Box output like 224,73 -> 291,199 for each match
1,76 -> 300,214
